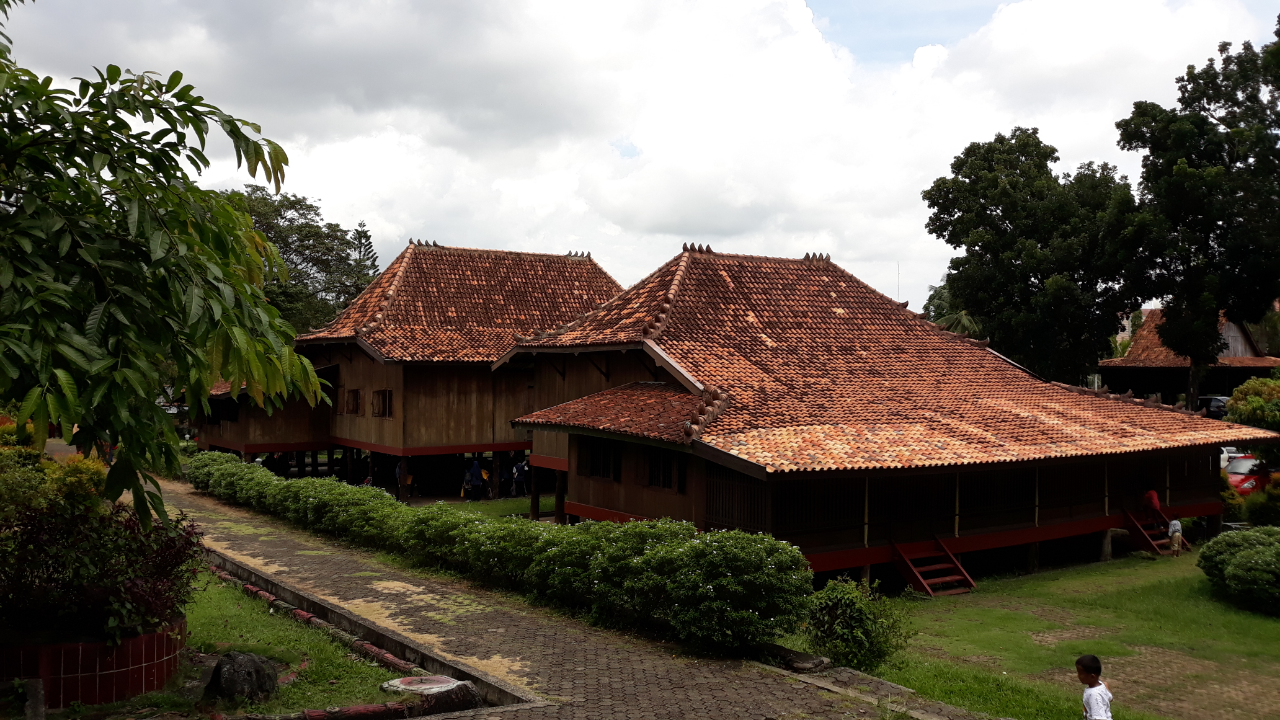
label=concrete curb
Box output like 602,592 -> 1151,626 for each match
205,549 -> 549,717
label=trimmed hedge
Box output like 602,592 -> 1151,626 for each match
186,452 -> 812,650
1197,526 -> 1280,612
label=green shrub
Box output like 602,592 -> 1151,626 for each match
399,503 -> 484,568
453,517 -> 565,588
1198,526 -> 1280,588
804,578 -> 912,671
185,459 -> 815,651
1221,470 -> 1247,523
185,451 -> 242,491
1224,543 -> 1280,611
0,421 -> 32,448
641,529 -> 811,650
1245,481 -> 1280,527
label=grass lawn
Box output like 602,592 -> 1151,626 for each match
59,574 -> 408,718
865,553 -> 1280,720
452,496 -> 554,519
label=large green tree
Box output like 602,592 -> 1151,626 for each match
1117,23 -> 1280,399
0,2 -> 320,522
921,128 -> 1141,383
224,186 -> 379,333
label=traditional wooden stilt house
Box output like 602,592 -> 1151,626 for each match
1099,309 -> 1279,404
201,240 -> 621,490
502,246 -> 1278,591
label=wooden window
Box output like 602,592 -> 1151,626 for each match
345,389 -> 363,416
647,448 -> 687,493
577,436 -> 623,482
371,389 -> 393,418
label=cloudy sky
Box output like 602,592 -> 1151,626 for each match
7,1 -> 1276,307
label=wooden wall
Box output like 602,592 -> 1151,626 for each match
198,394 -> 330,451
532,350 -> 678,462
328,351 -> 404,449
566,434 -> 704,526
565,439 -> 1223,555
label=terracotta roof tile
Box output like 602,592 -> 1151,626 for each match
1099,308 -> 1280,368
514,249 -> 1278,472
297,242 -> 621,362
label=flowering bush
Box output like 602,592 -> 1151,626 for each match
189,451 -> 813,650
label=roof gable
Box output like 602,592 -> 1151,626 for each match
297,242 -> 621,362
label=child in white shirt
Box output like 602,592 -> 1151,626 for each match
1076,654 -> 1112,720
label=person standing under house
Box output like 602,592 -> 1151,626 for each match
1168,516 -> 1183,557
395,458 -> 412,503
512,458 -> 528,497
467,459 -> 484,502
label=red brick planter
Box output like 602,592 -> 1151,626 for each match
0,618 -> 186,709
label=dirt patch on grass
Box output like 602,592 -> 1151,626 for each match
1104,645 -> 1280,720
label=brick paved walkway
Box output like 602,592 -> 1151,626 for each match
162,479 -> 997,720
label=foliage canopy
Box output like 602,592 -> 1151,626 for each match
224,185 -> 378,334
921,127 -> 1140,383
0,1 -> 320,522
1117,28 -> 1280,388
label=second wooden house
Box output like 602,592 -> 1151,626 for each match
204,240 -> 622,491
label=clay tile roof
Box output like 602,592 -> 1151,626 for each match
1099,309 -> 1280,368
514,249 -> 1278,473
297,242 -> 621,362
518,382 -> 709,445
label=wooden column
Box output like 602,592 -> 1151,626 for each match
529,469 -> 541,521
310,449 -> 320,477
554,470 -> 567,524
494,452 -> 506,500
346,448 -> 356,484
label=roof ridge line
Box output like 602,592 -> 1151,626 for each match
682,384 -> 731,443
356,241 -> 416,337
1050,381 -> 1208,417
644,249 -> 694,340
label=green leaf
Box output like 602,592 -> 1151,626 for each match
149,230 -> 165,260
0,258 -> 11,288
85,301 -> 106,342
165,70 -> 183,93
92,152 -> 109,174
127,197 -> 139,237
105,64 -> 121,84
15,385 -> 41,426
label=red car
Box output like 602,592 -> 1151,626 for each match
1226,455 -> 1273,497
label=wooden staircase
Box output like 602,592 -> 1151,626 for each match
1124,509 -> 1191,556
892,538 -> 976,597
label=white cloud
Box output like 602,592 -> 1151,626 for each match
5,0 -> 1272,307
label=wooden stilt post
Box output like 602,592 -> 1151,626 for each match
530,468 -> 541,521
555,470 -> 567,524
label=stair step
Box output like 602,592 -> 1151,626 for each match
933,587 -> 971,596
924,574 -> 966,586
913,563 -> 957,573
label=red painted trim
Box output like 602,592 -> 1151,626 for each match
530,454 -> 570,471
564,501 -> 651,523
329,437 -> 532,457
804,501 -> 1223,572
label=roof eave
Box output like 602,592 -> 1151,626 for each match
491,342 -> 646,371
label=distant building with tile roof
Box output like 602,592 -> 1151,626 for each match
198,241 -> 621,492
1099,308 -> 1280,403
502,246 -> 1277,588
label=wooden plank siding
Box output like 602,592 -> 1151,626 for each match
197,395 -> 331,454
565,436 -> 1224,566
529,350 -> 679,465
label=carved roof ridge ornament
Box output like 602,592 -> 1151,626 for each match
682,384 -> 732,442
